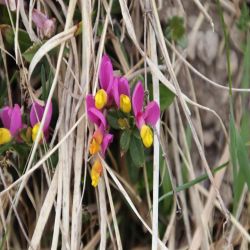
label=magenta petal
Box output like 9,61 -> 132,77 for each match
112,77 -> 120,107
30,102 -> 44,127
101,133 -> 113,155
86,95 -> 95,110
132,81 -> 144,117
99,55 -> 113,93
88,108 -> 106,128
118,77 -> 130,96
1,105 -> 22,136
30,101 -> 52,131
9,104 -> 22,135
135,113 -> 145,129
143,101 -> 160,127
86,95 -> 104,125
0,107 -> 11,129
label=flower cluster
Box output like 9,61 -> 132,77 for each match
86,55 -> 160,187
0,101 -> 52,145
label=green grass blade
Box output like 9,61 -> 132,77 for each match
158,162 -> 228,203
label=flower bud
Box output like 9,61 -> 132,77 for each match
0,128 -> 11,145
140,124 -> 153,148
32,123 -> 43,142
120,94 -> 131,113
95,89 -> 108,110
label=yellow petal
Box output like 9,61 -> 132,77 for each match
32,123 -> 44,142
140,125 -> 153,148
95,89 -> 108,109
0,128 -> 12,145
91,159 -> 102,187
120,94 -> 131,113
89,138 -> 100,155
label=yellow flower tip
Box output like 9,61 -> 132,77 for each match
95,89 -> 108,109
0,128 -> 12,145
89,129 -> 103,155
91,159 -> 103,187
89,138 -> 100,155
32,123 -> 43,142
118,118 -> 129,129
120,94 -> 131,113
140,125 -> 153,148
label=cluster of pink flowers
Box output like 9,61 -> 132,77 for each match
86,55 -> 160,187
0,101 -> 52,145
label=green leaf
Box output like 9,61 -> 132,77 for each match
107,110 -> 120,129
125,152 -> 139,183
159,149 -> 173,213
159,83 -> 175,111
230,111 -> 250,214
111,0 -> 121,15
149,82 -> 175,111
1,25 -> 32,52
165,16 -> 185,43
22,42 -> 43,62
236,2 -> 250,32
129,134 -> 145,167
236,132 -> 250,188
0,142 -> 13,155
120,130 -> 131,152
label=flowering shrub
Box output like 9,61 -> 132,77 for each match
86,55 -> 160,187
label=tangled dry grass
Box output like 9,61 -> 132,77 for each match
0,0 -> 250,249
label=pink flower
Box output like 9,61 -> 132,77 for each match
99,54 -> 114,96
0,104 -> 22,136
94,55 -> 114,110
113,77 -> 131,113
32,9 -> 56,38
30,101 -> 52,141
86,95 -> 107,129
132,81 -> 160,147
86,95 -> 113,155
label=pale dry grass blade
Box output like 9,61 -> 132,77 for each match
149,0 -> 229,220
102,159 -> 168,250
51,165 -> 63,250
192,0 -> 214,30
162,202 -> 176,244
198,185 -> 250,243
148,10 -> 161,249
28,26 -> 77,80
174,100 -> 210,249
169,105 -> 192,245
98,178 -> 107,250
92,0 -> 113,95
189,145 -> 229,250
29,167 -> 59,250
103,168 -> 123,249
70,107 -> 85,250
0,169 -> 32,248
166,39 -> 250,93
